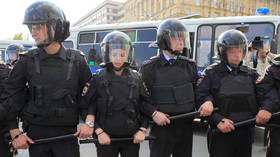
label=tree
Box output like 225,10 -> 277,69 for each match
13,33 -> 23,40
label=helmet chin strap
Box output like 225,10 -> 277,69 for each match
113,66 -> 124,71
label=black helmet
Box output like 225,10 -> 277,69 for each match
6,43 -> 25,62
157,19 -> 190,55
217,29 -> 248,63
23,1 -> 70,46
101,31 -> 134,67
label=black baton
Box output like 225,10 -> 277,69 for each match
33,134 -> 76,145
79,136 -> 156,144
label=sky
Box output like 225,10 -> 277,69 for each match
0,0 -> 126,40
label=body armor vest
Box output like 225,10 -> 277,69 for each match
216,72 -> 258,122
23,49 -> 80,126
151,58 -> 195,114
95,69 -> 141,137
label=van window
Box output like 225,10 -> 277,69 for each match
137,29 -> 157,42
79,33 -> 95,44
96,31 -> 110,43
196,25 -> 212,70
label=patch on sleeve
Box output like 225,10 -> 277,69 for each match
82,82 -> 90,96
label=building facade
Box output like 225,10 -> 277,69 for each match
72,0 -> 124,28
124,0 -> 280,22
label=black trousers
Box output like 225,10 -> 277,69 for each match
149,119 -> 193,157
267,128 -> 280,157
27,125 -> 79,157
0,132 -> 12,157
96,141 -> 140,157
208,127 -> 253,157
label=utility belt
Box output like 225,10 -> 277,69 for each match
151,83 -> 195,113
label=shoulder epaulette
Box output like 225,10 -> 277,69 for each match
177,56 -> 196,63
19,51 -> 26,55
142,55 -> 160,65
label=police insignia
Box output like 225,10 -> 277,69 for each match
82,82 -> 90,96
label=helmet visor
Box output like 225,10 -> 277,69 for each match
226,44 -> 247,65
27,24 -> 55,46
108,44 -> 131,66
169,31 -> 190,52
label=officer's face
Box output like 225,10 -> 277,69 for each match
29,24 -> 52,44
226,47 -> 244,67
8,53 -> 17,62
170,37 -> 184,51
111,49 -> 126,68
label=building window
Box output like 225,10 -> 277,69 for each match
170,9 -> 174,16
196,10 -> 201,15
208,12 -> 211,17
222,0 -> 226,8
230,2 -> 234,12
214,13 -> 219,17
196,0 -> 200,6
272,0 -> 275,4
239,3 -> 243,13
185,8 -> 191,15
259,0 -> 262,2
170,0 -> 174,5
184,0 -> 189,4
208,0 -> 211,5
214,0 -> 218,8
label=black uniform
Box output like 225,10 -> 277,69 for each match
140,53 -> 198,157
0,63 -> 12,157
196,62 -> 261,157
81,67 -> 155,157
3,46 -> 91,157
257,64 -> 280,157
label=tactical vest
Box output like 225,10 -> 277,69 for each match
150,57 -> 195,114
95,69 -> 141,137
216,71 -> 258,122
23,48 -> 80,126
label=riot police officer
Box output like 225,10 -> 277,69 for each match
80,31 -> 168,157
139,19 -> 199,157
256,54 -> 280,157
196,29 -> 264,157
6,43 -> 26,67
2,1 -> 92,157
0,62 -> 12,157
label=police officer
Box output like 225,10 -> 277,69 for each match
6,43 -> 26,67
139,19 -> 198,157
196,29 -> 265,157
0,62 -> 12,157
256,55 -> 280,157
2,1 -> 92,157
81,31 -> 168,157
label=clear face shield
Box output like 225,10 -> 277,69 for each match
7,50 -> 19,62
169,31 -> 190,53
108,44 -> 131,68
226,44 -> 247,66
27,23 -> 55,46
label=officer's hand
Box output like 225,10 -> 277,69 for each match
133,128 -> 146,144
152,111 -> 170,126
97,130 -> 111,145
12,134 -> 34,149
256,110 -> 272,124
217,118 -> 235,133
75,124 -> 94,138
199,101 -> 214,117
